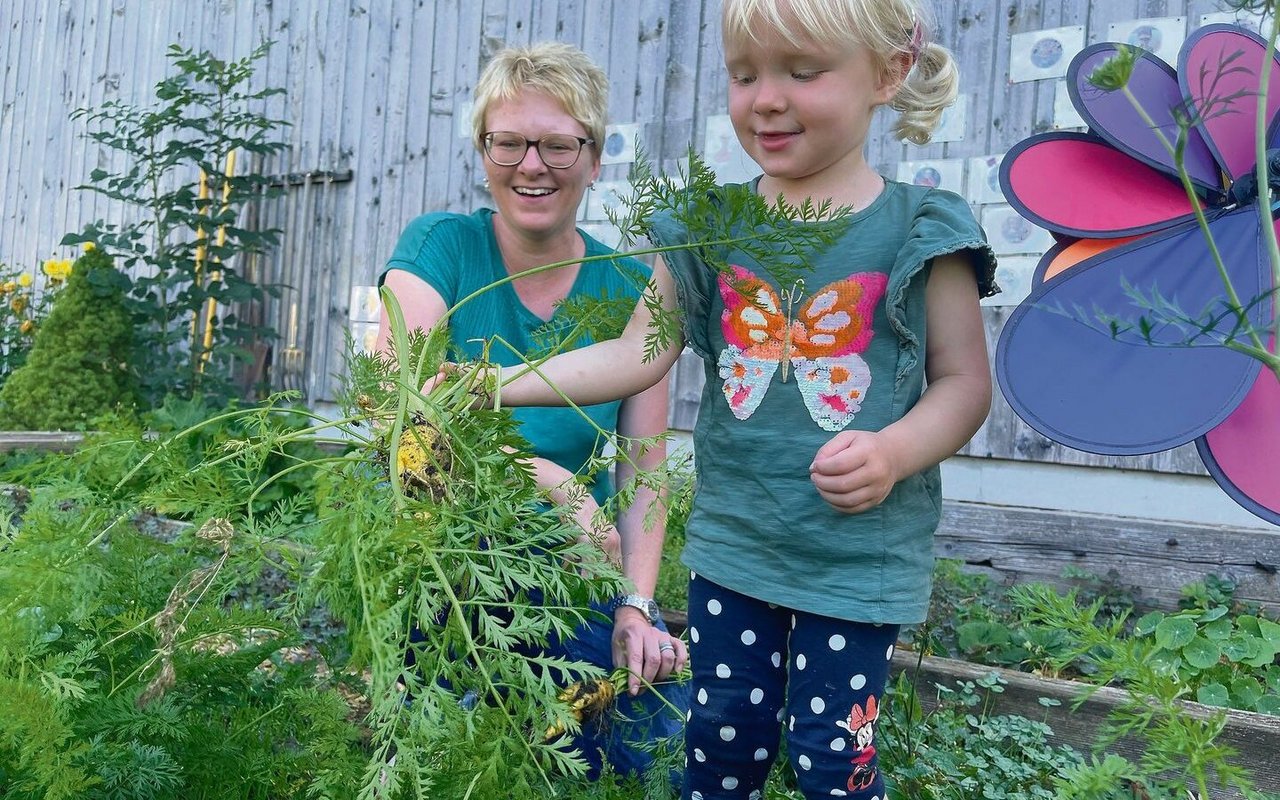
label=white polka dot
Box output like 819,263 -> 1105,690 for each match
771,652 -> 782,668
694,748 -> 706,762
753,747 -> 769,761
697,688 -> 708,705
788,715 -> 795,731
830,791 -> 848,797
767,602 -> 778,609
798,754 -> 812,770
796,654 -> 807,670
686,709 -> 692,721
740,629 -> 757,645
690,571 -> 697,580
776,708 -> 785,722
690,626 -> 700,643
790,614 -> 797,629
749,687 -> 764,704
723,777 -> 739,790
716,663 -> 731,679
886,643 -> 895,660
829,634 -> 847,651
750,792 -> 762,800
830,737 -> 847,751
850,674 -> 867,690
811,697 -> 826,714
691,793 -> 703,800
707,598 -> 723,615
720,725 -> 736,741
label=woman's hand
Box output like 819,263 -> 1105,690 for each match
611,608 -> 688,696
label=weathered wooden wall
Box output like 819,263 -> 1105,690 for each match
0,0 -> 1263,477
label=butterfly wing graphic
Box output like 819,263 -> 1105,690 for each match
718,266 -> 786,420
791,274 -> 888,431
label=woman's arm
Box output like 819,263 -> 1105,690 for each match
809,253 -> 991,513
610,373 -> 687,694
496,256 -> 684,406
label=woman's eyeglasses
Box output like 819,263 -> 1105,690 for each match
482,131 -> 594,169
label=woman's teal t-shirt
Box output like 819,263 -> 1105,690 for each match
381,208 -> 651,505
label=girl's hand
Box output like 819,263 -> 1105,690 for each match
611,610 -> 688,696
809,430 -> 900,514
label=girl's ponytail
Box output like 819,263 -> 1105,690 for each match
890,40 -> 960,145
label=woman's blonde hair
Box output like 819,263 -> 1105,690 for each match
721,0 -> 959,145
471,42 -> 609,154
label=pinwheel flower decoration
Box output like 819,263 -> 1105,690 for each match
997,24 -> 1280,524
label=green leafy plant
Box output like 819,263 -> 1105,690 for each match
1009,583 -> 1269,799
64,42 -> 288,407
0,247 -> 136,430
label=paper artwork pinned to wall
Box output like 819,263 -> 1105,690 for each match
578,223 -> 624,250
1053,79 -> 1087,129
930,95 -> 967,143
348,285 -> 381,323
1107,17 -> 1187,65
965,154 -> 1007,205
1009,26 -> 1086,82
586,180 -> 633,222
981,205 -> 1055,256
1200,9 -> 1274,38
895,158 -> 965,193
600,123 -> 639,165
980,256 -> 1038,307
349,322 -> 381,354
703,114 -> 759,184
456,100 -> 474,140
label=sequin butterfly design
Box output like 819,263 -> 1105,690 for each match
717,266 -> 888,431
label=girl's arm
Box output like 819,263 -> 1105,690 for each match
496,256 -> 684,406
611,374 -> 687,694
809,254 -> 991,513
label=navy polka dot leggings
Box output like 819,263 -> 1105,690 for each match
682,572 -> 899,800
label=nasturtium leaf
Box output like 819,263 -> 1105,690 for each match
1154,616 -> 1197,650
1197,605 -> 1229,623
1196,682 -> 1230,707
1202,616 -> 1233,641
1182,636 -> 1222,670
1134,611 -> 1164,637
1231,677 -> 1264,709
1254,695 -> 1280,715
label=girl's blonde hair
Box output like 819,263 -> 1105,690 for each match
471,42 -> 609,153
722,0 -> 959,145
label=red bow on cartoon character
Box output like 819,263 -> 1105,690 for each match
837,695 -> 879,792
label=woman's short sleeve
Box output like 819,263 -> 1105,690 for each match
646,208 -> 719,361
379,213 -> 468,305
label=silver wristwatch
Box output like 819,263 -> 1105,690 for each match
614,594 -> 661,625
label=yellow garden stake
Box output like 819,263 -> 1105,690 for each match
199,150 -> 236,370
190,170 -> 210,359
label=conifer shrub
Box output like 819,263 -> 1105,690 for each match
0,248 -> 137,430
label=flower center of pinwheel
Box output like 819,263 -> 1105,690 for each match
1227,148 -> 1280,208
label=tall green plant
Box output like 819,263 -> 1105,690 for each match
64,42 -> 288,407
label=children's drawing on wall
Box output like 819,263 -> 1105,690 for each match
1107,17 -> 1187,65
1200,9 -> 1274,38
895,158 -> 964,193
982,205 -> 1054,256
599,123 -> 639,165
980,256 -> 1037,307
585,180 -> 633,222
965,154 -> 1006,205
703,113 -> 759,184
1009,26 -> 1086,82
348,284 -> 382,354
1053,79 -> 1087,129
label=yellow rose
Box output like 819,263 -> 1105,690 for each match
17,273 -> 31,288
83,242 -> 96,252
19,320 -> 34,335
10,296 -> 27,314
42,258 -> 72,282
0,281 -> 14,294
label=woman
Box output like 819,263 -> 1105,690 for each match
375,41 -> 687,778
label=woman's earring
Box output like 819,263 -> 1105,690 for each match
588,180 -> 596,189
482,178 -> 491,191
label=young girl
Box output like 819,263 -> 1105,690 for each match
488,1 -> 997,796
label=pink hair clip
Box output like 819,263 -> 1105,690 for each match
908,18 -> 924,59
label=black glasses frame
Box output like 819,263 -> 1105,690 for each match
481,131 -> 595,169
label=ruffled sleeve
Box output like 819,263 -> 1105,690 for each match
646,198 -> 721,361
379,212 -> 468,305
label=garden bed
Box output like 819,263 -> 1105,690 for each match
892,649 -> 1280,799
